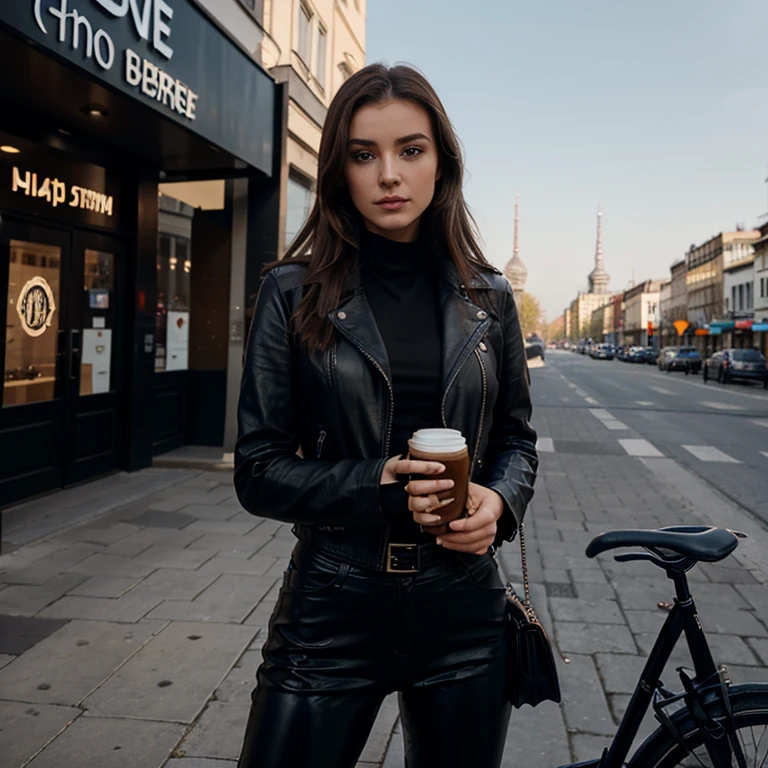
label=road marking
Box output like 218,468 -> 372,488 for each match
585,397 -> 599,405
619,439 -> 664,457
536,438 -> 555,453
762,452 -> 768,459
682,445 -> 741,463
567,383 -> 577,389
574,388 -> 588,397
752,420 -> 768,428
699,401 -> 745,411
588,408 -> 629,430
635,401 -> 654,406
559,397 -> 571,402
651,386 -> 675,395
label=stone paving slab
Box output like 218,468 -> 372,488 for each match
26,715 -> 185,768
0,619 -> 162,706
83,621 -> 256,723
0,573 -> 90,616
0,700 -> 81,768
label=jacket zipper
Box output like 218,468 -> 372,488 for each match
316,430 -> 327,459
470,347 -> 488,478
348,340 -> 394,457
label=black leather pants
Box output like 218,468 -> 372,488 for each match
237,541 -> 511,768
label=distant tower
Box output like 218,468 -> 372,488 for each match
588,204 -> 610,293
504,193 -> 528,308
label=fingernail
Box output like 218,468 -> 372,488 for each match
441,497 -> 455,506
440,479 -> 455,489
425,514 -> 441,523
436,537 -> 442,545
435,464 -> 446,473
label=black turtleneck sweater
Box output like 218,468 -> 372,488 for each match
359,230 -> 443,532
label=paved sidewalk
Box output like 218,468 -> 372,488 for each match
3,431 -> 768,767
0,472 -> 398,768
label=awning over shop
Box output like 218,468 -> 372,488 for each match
753,324 -> 768,332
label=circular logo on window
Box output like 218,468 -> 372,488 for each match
17,277 -> 57,337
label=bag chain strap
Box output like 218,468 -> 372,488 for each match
505,523 -> 538,623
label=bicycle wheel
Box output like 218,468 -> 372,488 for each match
630,684 -> 768,767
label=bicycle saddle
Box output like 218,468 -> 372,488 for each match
586,525 -> 739,563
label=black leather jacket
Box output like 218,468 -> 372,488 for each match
234,256 -> 538,570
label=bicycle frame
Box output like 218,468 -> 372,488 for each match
561,568 -> 722,768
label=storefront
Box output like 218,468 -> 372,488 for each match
0,0 -> 279,507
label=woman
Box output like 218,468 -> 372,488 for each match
234,63 -> 537,768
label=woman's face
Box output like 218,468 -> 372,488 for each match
344,99 -> 441,243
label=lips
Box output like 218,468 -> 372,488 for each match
376,197 -> 408,210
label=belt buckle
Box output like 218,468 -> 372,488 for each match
386,543 -> 420,574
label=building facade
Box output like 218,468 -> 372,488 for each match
622,280 -> 663,347
719,230 -> 760,348
751,221 -> 768,357
0,1 -> 279,507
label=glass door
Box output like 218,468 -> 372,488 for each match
63,230 -> 125,485
0,219 -> 126,506
0,220 -> 71,504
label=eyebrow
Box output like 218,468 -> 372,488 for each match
348,132 -> 431,147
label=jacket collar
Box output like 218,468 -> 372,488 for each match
329,254 -> 492,391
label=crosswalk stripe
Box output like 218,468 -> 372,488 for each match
699,401 -> 745,412
619,439 -> 664,457
762,452 -> 768,459
682,445 -> 741,463
585,397 -> 599,405
635,401 -> 654,406
536,438 -> 555,453
559,397 -> 571,402
752,420 -> 768,428
651,386 -> 675,395
589,408 -> 629,430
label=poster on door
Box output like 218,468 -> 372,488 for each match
81,329 -> 112,394
166,311 -> 189,371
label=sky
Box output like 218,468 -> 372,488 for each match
365,0 -> 768,321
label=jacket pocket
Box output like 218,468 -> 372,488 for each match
316,429 -> 327,459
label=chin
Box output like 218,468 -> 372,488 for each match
367,211 -> 421,233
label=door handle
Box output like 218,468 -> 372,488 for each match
67,329 -> 82,382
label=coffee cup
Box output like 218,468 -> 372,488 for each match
407,428 -> 470,534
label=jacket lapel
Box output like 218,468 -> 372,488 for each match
438,263 -> 492,393
328,266 -> 392,383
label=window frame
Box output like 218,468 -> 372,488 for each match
297,2 -> 313,67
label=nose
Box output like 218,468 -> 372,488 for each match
379,153 -> 400,187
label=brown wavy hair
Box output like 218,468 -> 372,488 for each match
271,63 -> 494,351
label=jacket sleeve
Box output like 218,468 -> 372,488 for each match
479,281 -> 539,547
234,272 -> 389,525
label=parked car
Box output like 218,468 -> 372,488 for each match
703,348 -> 768,386
661,347 -> 701,374
590,343 -> 614,360
643,347 -> 660,365
621,346 -> 646,363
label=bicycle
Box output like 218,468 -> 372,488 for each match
554,524 -> 768,768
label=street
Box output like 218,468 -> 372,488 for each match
2,355 -> 768,767
536,351 -> 768,522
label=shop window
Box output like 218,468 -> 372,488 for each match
156,193 -> 194,372
3,241 -> 61,406
285,170 -> 315,249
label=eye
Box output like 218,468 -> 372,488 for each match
353,151 -> 374,162
403,146 -> 423,158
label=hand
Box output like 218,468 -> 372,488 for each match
435,482 -> 504,555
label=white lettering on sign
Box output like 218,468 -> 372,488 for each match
12,167 -> 114,217
32,0 -> 197,121
125,48 -> 197,119
91,0 -> 174,60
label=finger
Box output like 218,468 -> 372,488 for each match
405,478 -> 455,497
408,494 -> 452,513
447,508 -> 496,532
439,527 -> 497,548
413,508 -> 453,526
438,537 -> 492,554
395,460 -> 446,476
